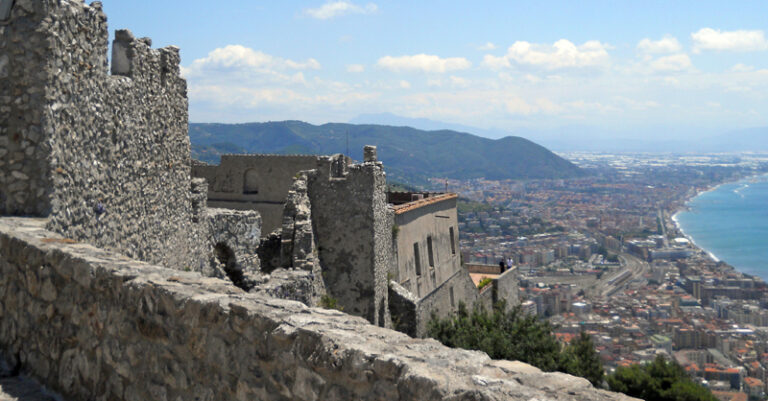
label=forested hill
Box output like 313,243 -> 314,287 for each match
190,121 -> 585,184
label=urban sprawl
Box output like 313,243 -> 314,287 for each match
432,153 -> 768,401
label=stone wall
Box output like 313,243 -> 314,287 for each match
477,282 -> 496,310
207,208 -> 261,288
415,268 -> 483,337
305,156 -> 393,327
492,266 -> 519,307
0,216 -> 636,401
193,155 -> 332,235
388,281 -> 418,336
0,0 -> 59,216
0,0 -> 212,272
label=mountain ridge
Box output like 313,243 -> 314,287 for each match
349,113 -> 768,153
189,121 -> 585,185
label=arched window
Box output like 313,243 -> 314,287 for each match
243,169 -> 259,194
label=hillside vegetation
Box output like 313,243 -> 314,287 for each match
190,121 -> 584,184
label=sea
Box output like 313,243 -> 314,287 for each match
673,174 -> 768,279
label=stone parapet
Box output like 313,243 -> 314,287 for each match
0,216 -> 637,401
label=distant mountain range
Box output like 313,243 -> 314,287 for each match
350,113 -> 768,153
189,121 -> 585,184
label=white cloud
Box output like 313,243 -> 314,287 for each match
730,63 -> 754,72
449,76 -> 470,88
637,36 -> 682,54
346,64 -> 365,73
482,54 -> 510,70
304,1 -> 378,20
399,80 -> 411,89
478,42 -> 496,51
505,97 -> 535,115
377,54 -> 472,73
524,74 -> 541,83
649,54 -> 692,72
613,97 -> 660,111
535,98 -> 564,113
692,28 -> 768,53
185,45 -> 320,76
485,39 -> 611,70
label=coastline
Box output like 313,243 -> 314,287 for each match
670,212 -> 720,262
668,172 -> 768,268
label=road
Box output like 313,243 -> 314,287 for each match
658,208 -> 669,247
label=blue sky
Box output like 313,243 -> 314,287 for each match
100,1 -> 768,139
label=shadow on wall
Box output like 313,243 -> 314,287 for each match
214,242 -> 245,290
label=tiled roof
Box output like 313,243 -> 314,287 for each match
392,193 -> 457,215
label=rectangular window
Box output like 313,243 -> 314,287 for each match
450,287 -> 455,307
427,236 -> 435,267
431,271 -> 436,287
413,243 -> 421,276
449,227 -> 456,255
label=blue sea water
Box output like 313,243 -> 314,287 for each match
674,174 -> 768,279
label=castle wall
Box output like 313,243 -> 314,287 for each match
0,0 -> 64,215
0,0 -> 211,272
414,267 -> 482,337
192,155 -> 328,235
306,158 -> 393,327
493,266 -> 520,307
0,216 -> 635,401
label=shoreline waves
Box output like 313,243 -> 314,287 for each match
670,212 -> 721,263
669,172 -> 768,278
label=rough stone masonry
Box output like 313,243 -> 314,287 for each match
0,217 -> 636,401
0,1 -> 638,400
0,0 -> 217,273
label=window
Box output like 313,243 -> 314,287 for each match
413,243 -> 421,276
450,287 -> 455,307
449,227 -> 456,255
427,236 -> 435,267
243,169 -> 259,194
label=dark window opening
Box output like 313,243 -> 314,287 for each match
427,236 -> 435,267
243,169 -> 259,194
215,242 -> 248,291
449,227 -> 456,255
450,287 -> 455,307
413,243 -> 421,276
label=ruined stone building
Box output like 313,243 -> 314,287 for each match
0,1 -> 635,400
194,149 -> 519,336
193,155 -> 339,235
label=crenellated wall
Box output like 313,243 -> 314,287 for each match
0,216 -> 637,401
0,0 -> 212,273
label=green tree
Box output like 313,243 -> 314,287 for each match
607,355 -> 717,401
427,302 -> 565,371
561,331 -> 604,387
